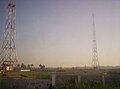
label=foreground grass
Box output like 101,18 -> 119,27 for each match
53,81 -> 120,89
0,71 -> 52,79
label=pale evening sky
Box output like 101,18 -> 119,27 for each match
0,0 -> 120,67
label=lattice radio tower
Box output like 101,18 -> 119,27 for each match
0,0 -> 18,70
92,13 -> 99,69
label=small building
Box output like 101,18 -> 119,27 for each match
20,69 -> 30,72
2,61 -> 14,72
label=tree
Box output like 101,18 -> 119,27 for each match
27,64 -> 30,68
42,65 -> 45,69
39,64 -> 42,68
39,64 -> 45,69
30,64 -> 34,68
21,63 -> 26,69
17,64 -> 20,68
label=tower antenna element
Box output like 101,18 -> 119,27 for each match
91,13 -> 99,69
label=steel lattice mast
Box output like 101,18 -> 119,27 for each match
0,0 -> 18,68
92,13 -> 99,69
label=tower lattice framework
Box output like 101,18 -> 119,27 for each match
92,13 -> 99,69
0,0 -> 18,67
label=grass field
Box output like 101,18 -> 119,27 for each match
0,68 -> 120,79
0,68 -> 120,89
53,81 -> 120,89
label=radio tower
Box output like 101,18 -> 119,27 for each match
92,13 -> 99,69
0,0 -> 18,71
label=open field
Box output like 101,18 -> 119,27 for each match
53,81 -> 120,89
0,68 -> 120,89
0,68 -> 120,79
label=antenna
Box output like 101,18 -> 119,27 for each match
91,13 -> 99,69
0,0 -> 18,71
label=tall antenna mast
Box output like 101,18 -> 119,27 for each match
0,0 -> 18,71
92,13 -> 99,69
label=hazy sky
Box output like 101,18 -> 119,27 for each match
0,0 -> 120,67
